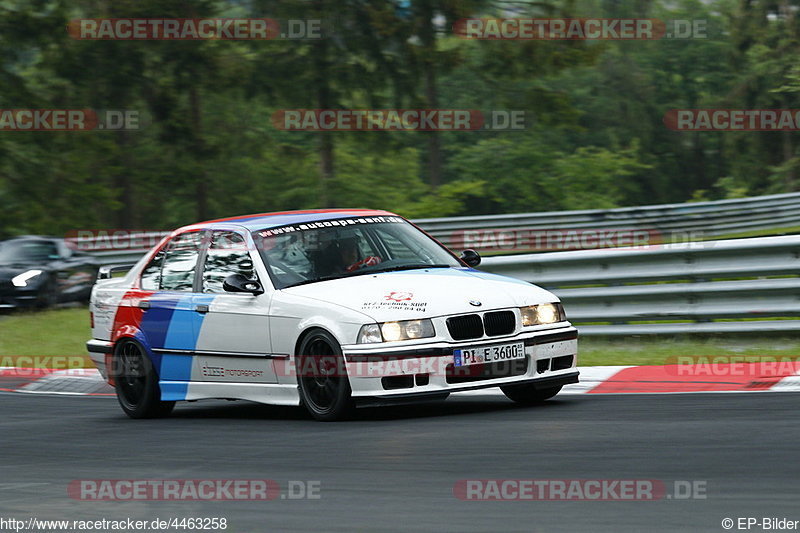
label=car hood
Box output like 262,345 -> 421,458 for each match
282,267 -> 557,322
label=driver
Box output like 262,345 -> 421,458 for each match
338,236 -> 381,273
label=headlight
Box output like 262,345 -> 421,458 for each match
520,303 -> 564,326
357,319 -> 435,343
12,269 -> 43,287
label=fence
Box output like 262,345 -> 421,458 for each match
480,235 -> 800,335
414,191 -> 800,250
78,193 -> 800,335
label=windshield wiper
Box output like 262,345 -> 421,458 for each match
282,275 -> 344,289
282,264 -> 452,288
282,269 -> 371,288
368,264 -> 452,274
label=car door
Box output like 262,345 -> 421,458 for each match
191,229 -> 277,384
141,230 -> 207,389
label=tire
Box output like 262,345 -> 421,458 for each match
501,383 -> 562,405
296,329 -> 354,421
111,339 -> 175,419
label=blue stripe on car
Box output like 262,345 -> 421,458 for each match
140,294 -> 181,348
140,293 -> 217,400
159,379 -> 191,402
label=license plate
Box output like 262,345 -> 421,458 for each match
453,342 -> 525,367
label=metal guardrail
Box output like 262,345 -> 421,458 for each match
83,192 -> 800,266
414,191 -> 800,250
72,231 -> 168,267
88,249 -> 158,266
481,235 -> 800,335
79,194 -> 800,336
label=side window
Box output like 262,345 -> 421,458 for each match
160,232 -> 204,292
140,249 -> 165,291
202,231 -> 257,293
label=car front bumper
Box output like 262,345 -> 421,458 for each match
341,325 -> 579,400
0,285 -> 41,308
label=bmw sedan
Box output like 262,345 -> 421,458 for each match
87,209 -> 578,421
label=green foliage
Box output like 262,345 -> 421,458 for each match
399,179 -> 488,218
448,132 -> 650,212
1,0 -> 800,238
552,145 -> 652,209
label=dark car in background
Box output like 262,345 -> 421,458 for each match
0,236 -> 98,309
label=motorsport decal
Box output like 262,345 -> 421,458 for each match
201,364 -> 266,379
258,216 -> 404,237
195,357 -> 272,382
362,291 -> 428,313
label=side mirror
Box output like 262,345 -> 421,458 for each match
460,249 -> 481,267
223,273 -> 264,295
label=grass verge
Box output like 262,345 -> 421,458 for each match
0,307 -> 93,368
1,307 -> 798,368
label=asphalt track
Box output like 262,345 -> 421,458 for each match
1,391 -> 799,533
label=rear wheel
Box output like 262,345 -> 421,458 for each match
501,383 -> 562,405
296,330 -> 354,421
112,340 -> 174,419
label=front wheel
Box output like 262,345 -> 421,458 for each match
296,329 -> 354,421
111,340 -> 174,419
36,277 -> 58,309
501,383 -> 562,405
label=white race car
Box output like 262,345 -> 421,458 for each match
87,209 -> 578,421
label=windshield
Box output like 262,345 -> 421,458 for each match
0,240 -> 59,265
252,216 -> 461,289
